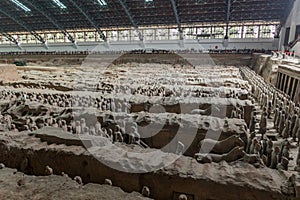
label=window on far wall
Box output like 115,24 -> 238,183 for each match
244,26 -> 258,38
260,25 -> 275,38
229,26 -> 242,38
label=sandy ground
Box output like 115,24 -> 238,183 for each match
0,167 -> 150,200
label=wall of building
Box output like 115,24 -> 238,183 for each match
0,38 -> 277,52
276,65 -> 300,103
280,0 -> 300,53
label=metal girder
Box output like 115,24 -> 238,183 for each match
225,0 -> 232,39
170,0 -> 183,40
278,0 -> 296,36
22,0 -> 77,47
117,0 -> 143,41
0,32 -> 22,49
0,6 -> 47,46
68,0 -> 107,42
269,0 -> 295,38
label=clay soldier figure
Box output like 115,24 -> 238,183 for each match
80,118 -> 86,133
289,101 -> 295,114
297,127 -> 300,145
46,117 -> 53,126
282,117 -> 291,139
267,100 -> 272,119
83,127 -> 90,135
290,109 -> 298,139
114,131 -> 123,143
178,194 -> 188,200
263,94 -> 269,108
110,99 -> 116,112
249,138 -> 258,154
292,113 -> 300,141
231,106 -> 238,118
61,120 -> 68,132
253,142 -> 261,156
266,140 -> 273,167
125,101 -> 131,113
282,143 -> 291,161
95,121 -> 102,136
134,128 -> 141,145
89,126 -> 96,135
128,126 -> 136,145
75,121 -> 81,134
277,157 -> 289,171
270,146 -> 280,169
260,138 -> 268,156
293,149 -> 300,174
10,124 -> 18,132
259,112 -> 267,139
246,132 -> 256,154
274,106 -> 282,130
52,119 -> 58,128
141,186 -> 150,197
236,105 -> 244,119
69,120 -> 76,134
117,102 -> 122,112
279,140 -> 289,163
278,110 -> 286,136
3,114 -> 12,131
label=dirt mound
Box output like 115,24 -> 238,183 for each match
0,64 -> 20,83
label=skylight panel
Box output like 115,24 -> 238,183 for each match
97,0 -> 107,6
11,0 -> 31,12
52,0 -> 67,9
145,0 -> 154,8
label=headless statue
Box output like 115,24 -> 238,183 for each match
195,146 -> 245,163
277,157 -> 289,171
243,153 -> 262,165
198,135 -> 244,154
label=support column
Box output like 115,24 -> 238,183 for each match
291,78 -> 297,100
291,78 -> 296,96
281,74 -> 286,91
294,80 -> 300,102
283,75 -> 289,94
287,76 -> 292,95
225,0 -> 232,40
241,25 -> 244,39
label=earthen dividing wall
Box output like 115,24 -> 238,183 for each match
0,132 -> 288,200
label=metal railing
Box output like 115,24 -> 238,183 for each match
272,50 -> 300,64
